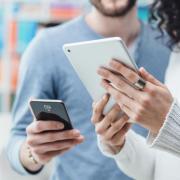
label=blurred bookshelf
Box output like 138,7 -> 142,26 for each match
0,0 -> 88,112
0,0 -> 151,113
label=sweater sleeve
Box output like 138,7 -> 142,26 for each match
98,130 -> 156,180
6,30 -> 55,175
147,99 -> 180,157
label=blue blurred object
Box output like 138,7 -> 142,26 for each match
17,21 -> 38,54
138,6 -> 150,22
0,7 -> 4,54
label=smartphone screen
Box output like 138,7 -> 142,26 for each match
29,100 -> 73,130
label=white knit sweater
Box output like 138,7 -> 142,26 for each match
147,51 -> 180,156
98,51 -> 180,180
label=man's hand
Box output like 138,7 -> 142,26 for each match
91,94 -> 131,154
20,121 -> 84,172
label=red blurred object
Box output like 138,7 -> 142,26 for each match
11,54 -> 20,92
50,8 -> 82,21
9,20 -> 17,52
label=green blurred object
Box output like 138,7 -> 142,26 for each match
0,95 -> 2,112
10,93 -> 15,111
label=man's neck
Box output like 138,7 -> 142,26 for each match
85,7 -> 141,47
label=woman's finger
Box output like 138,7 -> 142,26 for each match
95,104 -> 121,134
97,67 -> 141,100
91,94 -> 110,124
139,67 -> 163,87
102,114 -> 129,141
120,104 -> 136,123
108,60 -> 161,93
108,59 -> 140,84
110,123 -> 131,146
101,80 -> 139,111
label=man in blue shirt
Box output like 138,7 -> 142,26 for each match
7,0 -> 170,180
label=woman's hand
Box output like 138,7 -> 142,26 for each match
91,94 -> 131,154
97,59 -> 174,134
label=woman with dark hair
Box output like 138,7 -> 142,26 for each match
151,0 -> 180,47
91,0 -> 180,179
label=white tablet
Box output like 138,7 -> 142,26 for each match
63,37 -> 138,114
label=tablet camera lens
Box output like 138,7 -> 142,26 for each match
67,49 -> 71,53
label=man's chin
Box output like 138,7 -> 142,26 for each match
90,0 -> 137,17
100,7 -> 131,17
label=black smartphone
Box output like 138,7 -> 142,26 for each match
29,99 -> 73,130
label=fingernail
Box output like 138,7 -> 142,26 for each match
103,94 -> 107,100
109,59 -> 115,66
140,67 -> 145,71
97,67 -> 102,73
92,102 -> 96,107
74,130 -> 80,135
79,135 -> 85,140
97,67 -> 105,75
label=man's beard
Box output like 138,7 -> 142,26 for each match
90,0 -> 137,17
